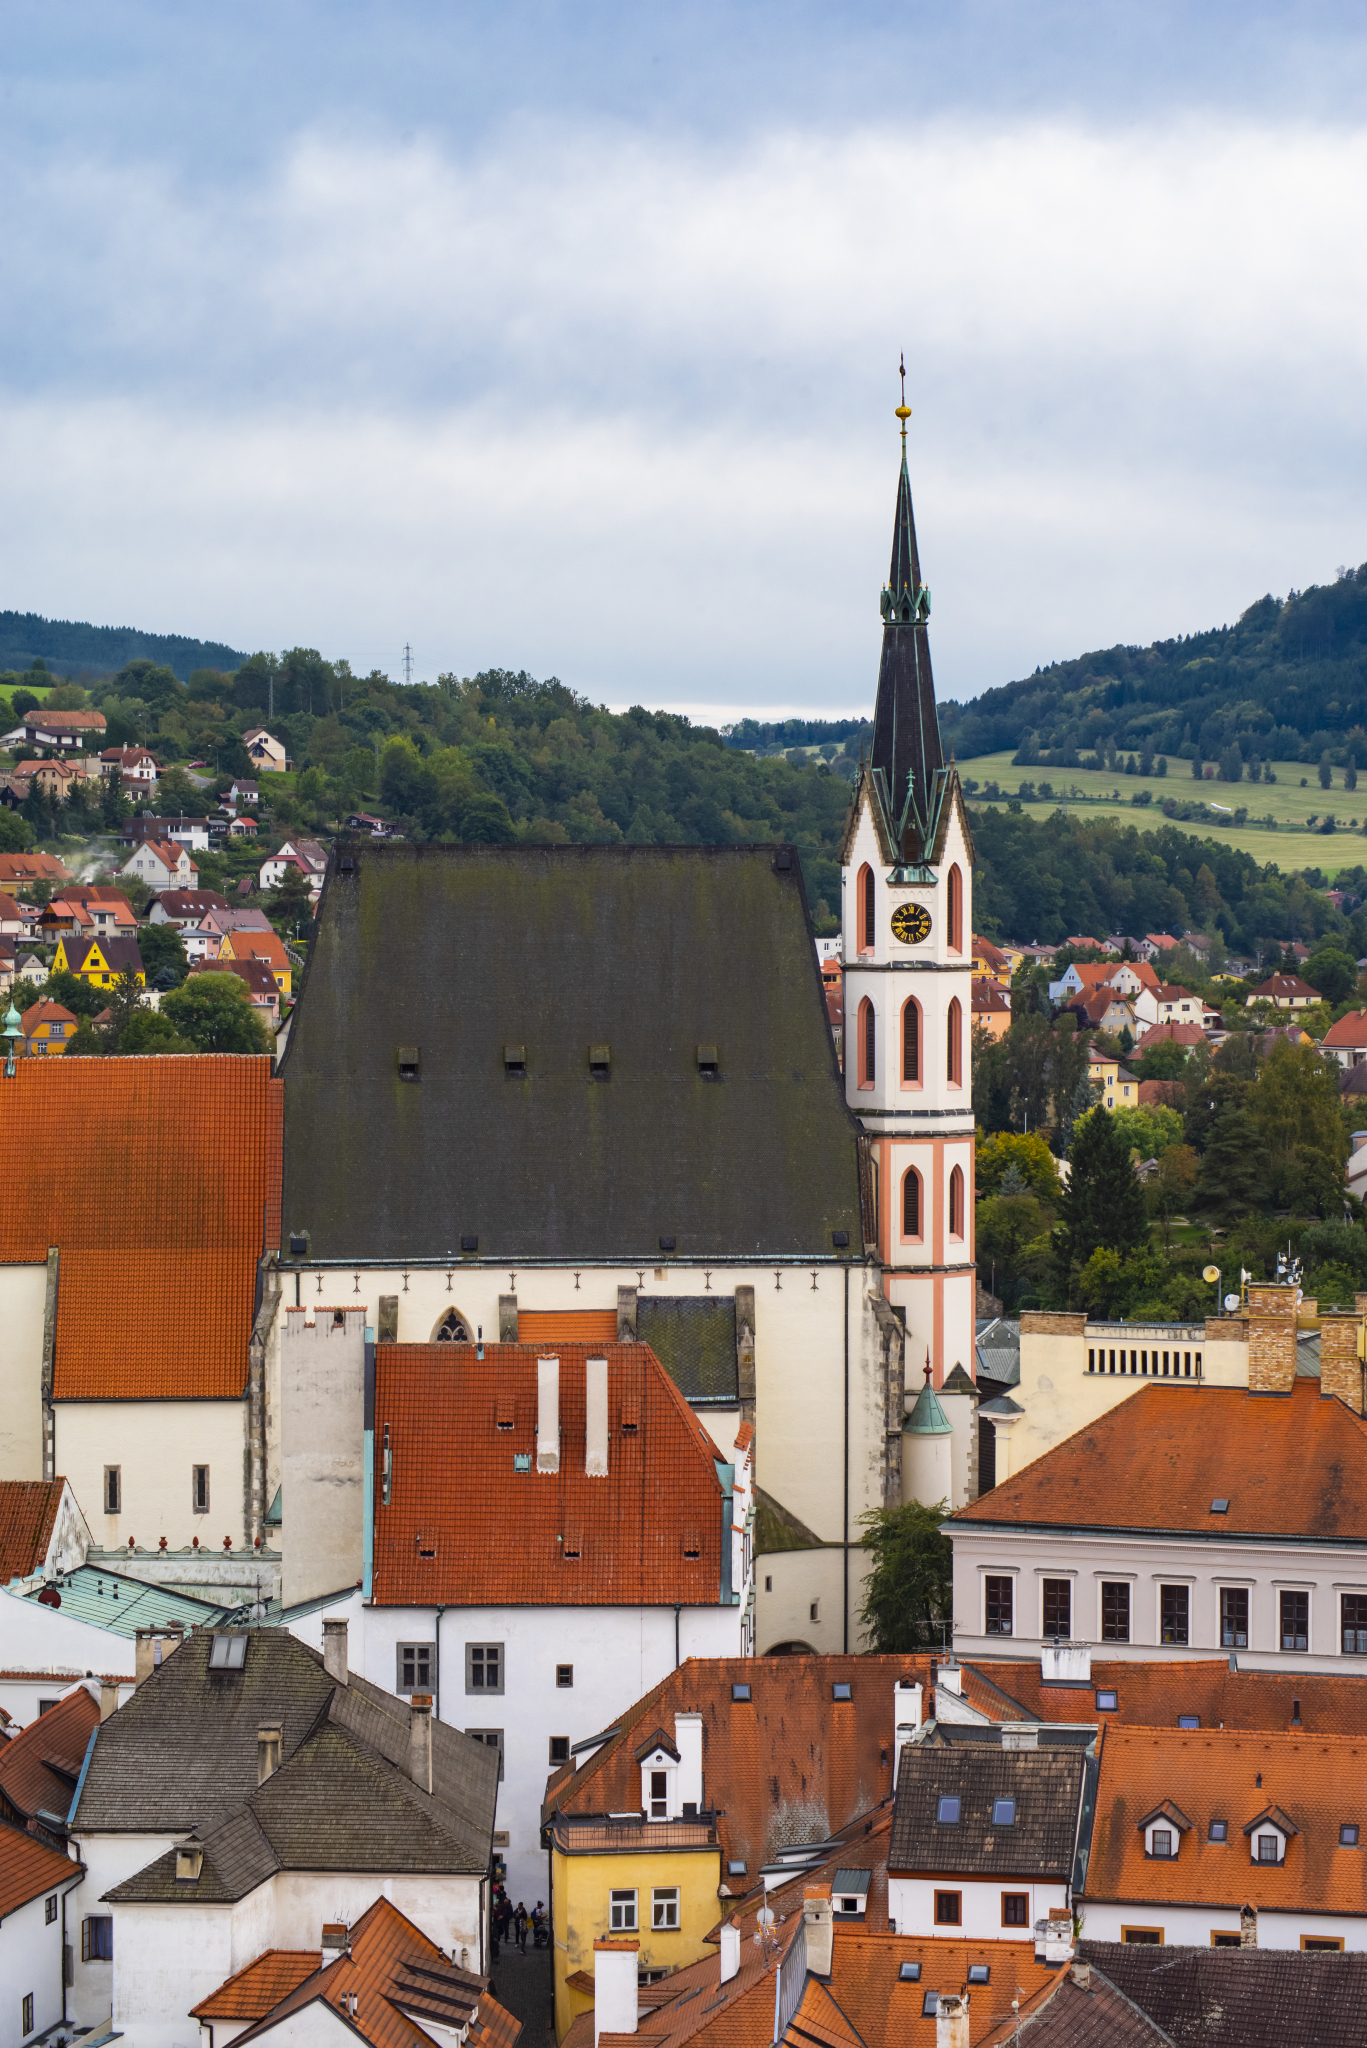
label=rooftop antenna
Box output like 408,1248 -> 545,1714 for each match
402,642 -> 414,686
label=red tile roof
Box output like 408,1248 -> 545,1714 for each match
517,1310 -> 618,1346
0,1683 -> 98,1823
953,1379 -> 1367,1541
0,1817 -> 82,1918
1249,973 -> 1321,1001
0,1058 -> 282,1398
1154,984 -> 1196,1003
0,1479 -> 67,1584
191,1950 -> 322,2018
20,1000 -> 76,1034
0,854 -> 70,884
1324,1010 -> 1367,1048
229,1895 -> 521,2048
1135,1021 -> 1205,1049
25,709 -> 106,731
964,1658 -> 1367,1738
371,1343 -> 725,1606
1084,1723 -> 1367,1919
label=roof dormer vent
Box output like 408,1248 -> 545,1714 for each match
589,1043 -> 611,1082
696,1044 -> 719,1080
504,1043 -> 526,1077
398,1045 -> 420,1083
175,1846 -> 204,1883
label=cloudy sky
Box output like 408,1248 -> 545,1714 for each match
2,2 -> 1365,720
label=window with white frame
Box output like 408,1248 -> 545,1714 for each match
610,1889 -> 638,1932
640,1749 -> 676,1819
652,1888 -> 680,1930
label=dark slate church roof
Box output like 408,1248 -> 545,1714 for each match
281,843 -> 864,1262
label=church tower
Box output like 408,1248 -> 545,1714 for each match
840,388 -> 978,1495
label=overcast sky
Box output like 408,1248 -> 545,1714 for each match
2,1 -> 1365,720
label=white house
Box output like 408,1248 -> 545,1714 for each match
69,1621 -> 498,2048
120,838 -> 198,892
260,840 -> 327,894
182,904 -> 274,962
0,1819 -> 87,2046
242,729 -> 289,773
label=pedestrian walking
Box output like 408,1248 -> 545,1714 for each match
514,1901 -> 528,1952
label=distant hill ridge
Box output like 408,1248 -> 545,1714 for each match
940,564 -> 1367,766
0,609 -> 246,682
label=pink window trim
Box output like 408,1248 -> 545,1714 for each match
901,1166 -> 924,1242
857,997 -> 875,1090
900,996 -> 923,1089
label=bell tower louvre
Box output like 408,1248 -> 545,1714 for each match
839,376 -> 978,1469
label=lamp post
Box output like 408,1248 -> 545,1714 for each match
2,1000 -> 23,1078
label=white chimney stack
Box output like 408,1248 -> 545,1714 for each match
409,1693 -> 434,1794
538,1356 -> 561,1474
894,1680 -> 922,1785
674,1712 -> 703,1812
593,1940 -> 639,2043
719,1919 -> 741,1984
586,1355 -> 609,1477
323,1615 -> 348,1685
802,1886 -> 833,1978
936,1993 -> 970,2048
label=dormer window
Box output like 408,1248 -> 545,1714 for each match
1150,1829 -> 1174,1860
1140,1804 -> 1192,1860
1256,1833 -> 1282,1864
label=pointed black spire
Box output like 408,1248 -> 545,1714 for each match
869,367 -> 944,856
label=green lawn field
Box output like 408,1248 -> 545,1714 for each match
961,750 -> 1367,878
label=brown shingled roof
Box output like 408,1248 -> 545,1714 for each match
952,1379 -> 1367,1541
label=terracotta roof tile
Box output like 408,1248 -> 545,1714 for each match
966,1658 -> 1367,1737
372,1343 -> 725,1606
0,1682 -> 97,1823
0,1817 -> 83,1918
1085,1723 -> 1367,1918
0,1057 -> 282,1399
0,1479 -> 67,1583
191,1951 -> 322,2019
953,1380 -> 1367,1541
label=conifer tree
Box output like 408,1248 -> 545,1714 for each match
1054,1106 -> 1148,1297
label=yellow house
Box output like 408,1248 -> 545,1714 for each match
970,935 -> 1014,987
219,927 -> 292,997
1086,1049 -> 1137,1112
52,934 -> 146,988
548,1810 -> 722,2040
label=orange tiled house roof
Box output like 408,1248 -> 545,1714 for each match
0,1477 -> 66,1583
0,1058 -> 282,1398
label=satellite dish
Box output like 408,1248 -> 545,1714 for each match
1224,1292 -> 1241,1311
1202,1265 -> 1220,1283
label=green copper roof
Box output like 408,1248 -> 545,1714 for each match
904,1381 -> 953,1435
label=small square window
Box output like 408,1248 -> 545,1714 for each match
1342,1824 -> 1360,1846
1002,1893 -> 1029,1926
992,1798 -> 1016,1826
898,1961 -> 921,1983
397,1643 -> 432,1693
832,1682 -> 852,1701
937,1796 -> 961,1824
732,1683 -> 751,1701
549,1737 -> 570,1764
934,1891 -> 961,1926
1150,1829 -> 1174,1859
557,1664 -> 574,1688
922,1991 -> 940,2017
1209,1820 -> 1228,1842
1257,1834 -> 1280,1863
1178,1715 -> 1200,1730
967,1965 -> 990,1985
1096,1690 -> 1119,1711
208,1634 -> 246,1671
727,1860 -> 747,1876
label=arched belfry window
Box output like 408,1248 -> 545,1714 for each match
432,1308 -> 473,1342
949,1165 -> 965,1239
947,997 -> 963,1085
860,865 -> 876,953
947,865 -> 963,954
901,998 -> 921,1084
858,997 -> 875,1089
902,1168 -> 922,1240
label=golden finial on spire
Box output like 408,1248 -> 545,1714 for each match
895,352 -> 911,434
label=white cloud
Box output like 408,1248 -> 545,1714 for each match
1,114 -> 1364,704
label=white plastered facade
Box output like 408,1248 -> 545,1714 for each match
55,1399 -> 251,1554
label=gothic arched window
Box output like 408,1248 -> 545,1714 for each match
432,1308 -> 472,1342
947,996 -> 963,1085
949,1165 -> 965,1239
902,1167 -> 922,1239
901,997 -> 921,1084
947,865 -> 963,954
858,997 -> 875,1089
860,865 -> 876,953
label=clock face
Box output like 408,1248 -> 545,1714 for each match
891,902 -> 932,945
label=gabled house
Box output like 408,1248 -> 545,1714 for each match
220,925 -> 292,995
22,708 -> 106,748
1246,973 -> 1322,1010
1153,984 -> 1202,1026
1323,1010 -> 1367,1070
1082,1723 -> 1367,1948
190,955 -> 280,1024
183,904 -> 273,962
189,1896 -> 520,2048
971,937 -> 1012,988
1133,1021 -> 1205,1056
0,1478 -> 91,1587
342,811 -> 393,836
99,743 -> 159,788
120,837 -> 198,892
20,998 -> 78,1054
147,887 -> 231,930
1086,1049 -> 1139,1109
887,1739 -> 1093,1941
0,1679 -> 98,1836
51,933 -> 145,988
0,1818 -> 87,2045
1069,987 -> 1138,1038
0,852 -> 69,898
69,1620 -> 499,2041
971,981 -> 1011,1041
260,840 -> 327,894
223,777 -> 260,810
242,729 -> 289,773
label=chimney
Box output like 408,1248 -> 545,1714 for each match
134,1624 -> 183,1687
258,1723 -> 282,1784
1001,1724 -> 1039,1750
1319,1313 -> 1363,1413
719,1917 -> 741,1985
1070,1963 -> 1091,1990
894,1680 -> 922,1784
322,1922 -> 350,1960
99,1679 -> 120,1722
409,1693 -> 434,1794
538,1356 -> 561,1474
323,1615 -> 349,1685
1246,1283 -> 1299,1395
593,1939 -> 639,2045
674,1712 -> 703,1813
1240,1903 -> 1257,1949
586,1355 -> 609,1477
802,1884 -> 833,1978
936,1994 -> 970,2048
1040,1642 -> 1091,1685
937,1659 -> 963,1696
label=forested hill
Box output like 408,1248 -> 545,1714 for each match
0,610 -> 245,680
940,562 -> 1367,766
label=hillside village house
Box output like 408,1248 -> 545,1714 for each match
1324,1010 -> 1367,1069
99,742 -> 159,788
243,727 -> 289,772
0,852 -> 69,897
147,887 -> 230,930
219,924 -> 292,995
0,1819 -> 88,2046
259,838 -> 327,894
52,932 -> 145,988
1246,973 -> 1322,1010
0,707 -> 107,749
1086,1048 -> 1139,1110
121,836 -> 199,892
192,954 -> 281,1024
67,1622 -> 498,2045
971,981 -> 1011,1041
41,885 -> 139,941
184,904 -> 274,962
952,1366 -> 1367,1673
20,998 -> 77,1055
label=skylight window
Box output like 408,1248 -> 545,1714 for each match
936,1796 -> 961,1824
992,1799 -> 1016,1826
921,1992 -> 940,2018
1210,1499 -> 1230,1515
898,1962 -> 921,1983
1095,1690 -> 1119,1711
832,1683 -> 852,1701
1341,1825 -> 1360,1847
967,1965 -> 990,1985
727,1861 -> 747,1876
1178,1716 -> 1200,1730
731,1684 -> 751,1702
1209,1820 -> 1228,1843
208,1635 -> 246,1671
